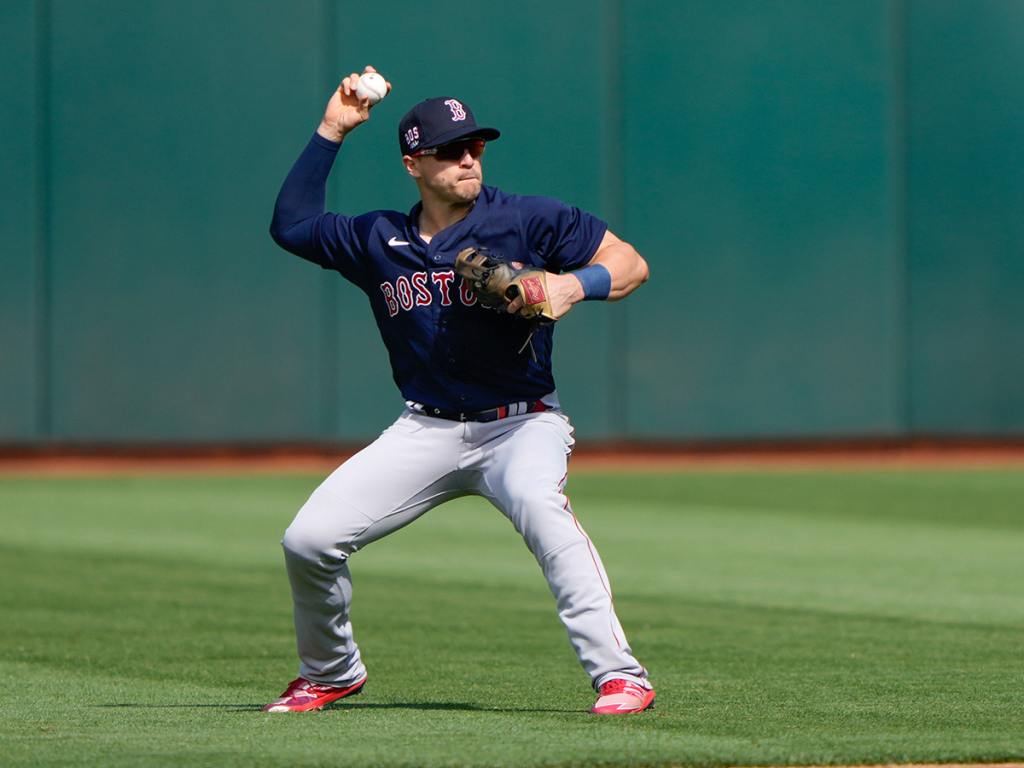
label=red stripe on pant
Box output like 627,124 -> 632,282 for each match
563,496 -> 623,650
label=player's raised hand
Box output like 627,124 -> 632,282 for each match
317,65 -> 392,143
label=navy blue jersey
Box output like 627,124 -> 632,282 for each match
271,133 -> 607,411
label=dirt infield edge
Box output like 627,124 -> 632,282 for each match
2,440 -> 1024,475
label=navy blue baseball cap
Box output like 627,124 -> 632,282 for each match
398,97 -> 500,155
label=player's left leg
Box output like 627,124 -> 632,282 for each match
467,410 -> 654,713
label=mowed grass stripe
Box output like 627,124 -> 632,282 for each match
0,470 -> 1021,767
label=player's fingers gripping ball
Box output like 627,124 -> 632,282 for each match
355,72 -> 388,105
455,247 -> 555,323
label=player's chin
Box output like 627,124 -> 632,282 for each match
454,178 -> 482,200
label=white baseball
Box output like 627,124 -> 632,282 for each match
356,72 -> 388,105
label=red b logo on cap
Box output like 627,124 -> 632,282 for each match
444,99 -> 467,121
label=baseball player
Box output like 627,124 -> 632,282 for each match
264,66 -> 653,715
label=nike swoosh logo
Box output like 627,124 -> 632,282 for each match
388,236 -> 410,247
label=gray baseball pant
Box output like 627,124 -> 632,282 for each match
280,407 -> 649,691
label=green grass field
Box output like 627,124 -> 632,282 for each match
1,468 -> 1022,767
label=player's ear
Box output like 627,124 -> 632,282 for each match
402,155 -> 420,178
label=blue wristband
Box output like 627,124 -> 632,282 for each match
574,264 -> 612,300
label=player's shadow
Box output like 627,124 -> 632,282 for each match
95,702 -> 580,714
346,702 -> 580,714
95,704 -> 262,711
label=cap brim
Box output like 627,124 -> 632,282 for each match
416,125 -> 501,152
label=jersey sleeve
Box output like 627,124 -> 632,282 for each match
269,132 -> 369,286
521,196 -> 608,272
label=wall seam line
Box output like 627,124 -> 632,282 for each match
321,0 -> 340,441
34,0 -> 52,440
604,0 -> 626,437
890,0 -> 912,438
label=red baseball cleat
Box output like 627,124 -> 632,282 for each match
591,678 -> 656,715
262,675 -> 367,712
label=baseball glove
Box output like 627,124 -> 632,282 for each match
454,247 -> 555,322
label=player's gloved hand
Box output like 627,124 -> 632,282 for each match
317,65 -> 391,143
455,247 -> 560,323
506,271 -> 583,321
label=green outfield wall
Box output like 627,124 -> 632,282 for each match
2,0 -> 1022,443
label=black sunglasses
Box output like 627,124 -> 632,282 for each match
414,138 -> 486,162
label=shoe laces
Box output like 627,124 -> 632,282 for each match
282,677 -> 335,698
599,679 -> 645,696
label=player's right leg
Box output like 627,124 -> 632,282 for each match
265,411 -> 466,711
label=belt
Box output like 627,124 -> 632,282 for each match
408,399 -> 550,423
